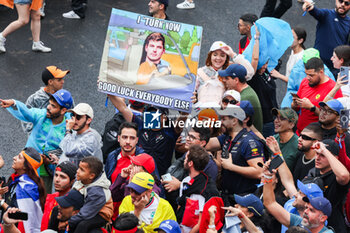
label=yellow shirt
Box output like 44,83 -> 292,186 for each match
119,193 -> 176,233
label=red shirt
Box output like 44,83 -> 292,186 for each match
110,151 -> 135,183
296,78 -> 342,134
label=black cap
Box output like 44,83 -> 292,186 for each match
322,139 -> 339,156
56,161 -> 78,181
55,189 -> 84,209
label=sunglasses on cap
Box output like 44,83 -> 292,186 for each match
222,98 -> 237,105
299,134 -> 317,141
339,0 -> 350,6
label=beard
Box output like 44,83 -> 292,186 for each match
74,119 -> 87,132
47,110 -> 61,119
301,213 -> 321,229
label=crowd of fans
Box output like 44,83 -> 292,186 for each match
1,0 -> 350,233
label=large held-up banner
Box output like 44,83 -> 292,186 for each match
98,8 -> 203,112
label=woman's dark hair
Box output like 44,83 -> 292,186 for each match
23,159 -> 46,211
334,45 -> 350,66
292,27 -> 307,50
205,50 -> 230,70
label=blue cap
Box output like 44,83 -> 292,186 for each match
218,64 -> 247,81
303,196 -> 332,217
154,220 -> 181,233
234,194 -> 264,217
51,89 -> 73,109
319,99 -> 344,115
239,100 -> 254,116
297,180 -> 323,200
55,189 -> 84,209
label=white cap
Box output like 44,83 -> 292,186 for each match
210,41 -> 228,52
215,104 -> 246,121
69,103 -> 94,119
222,90 -> 241,102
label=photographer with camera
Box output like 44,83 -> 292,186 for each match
205,105 -> 264,205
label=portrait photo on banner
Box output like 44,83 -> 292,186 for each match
98,8 -> 203,112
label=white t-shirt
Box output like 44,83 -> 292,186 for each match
179,176 -> 205,233
286,50 -> 304,77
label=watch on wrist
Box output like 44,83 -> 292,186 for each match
310,105 -> 316,112
254,35 -> 260,40
208,224 -> 216,229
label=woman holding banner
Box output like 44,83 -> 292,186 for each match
0,0 -> 51,53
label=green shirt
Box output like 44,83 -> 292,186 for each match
274,134 -> 299,171
240,86 -> 263,132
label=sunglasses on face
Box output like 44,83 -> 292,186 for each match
299,134 -> 317,141
339,0 -> 350,6
222,98 -> 237,105
73,114 -> 84,120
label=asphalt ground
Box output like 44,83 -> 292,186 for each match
0,0 -> 335,177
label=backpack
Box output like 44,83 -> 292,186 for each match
101,112 -> 126,163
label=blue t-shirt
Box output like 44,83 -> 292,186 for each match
218,128 -> 264,194
133,115 -> 179,176
310,8 -> 350,69
289,213 -> 333,232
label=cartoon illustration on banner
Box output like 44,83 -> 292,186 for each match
98,8 -> 203,112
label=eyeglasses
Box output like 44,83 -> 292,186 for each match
320,107 -> 338,115
187,134 -> 200,141
339,0 -> 350,6
299,134 -> 317,141
222,98 -> 237,105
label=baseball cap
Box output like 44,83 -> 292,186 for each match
129,100 -> 145,108
126,172 -> 154,194
319,99 -> 343,115
239,100 -> 254,117
147,105 -> 169,116
50,89 -> 73,109
42,66 -> 70,84
210,41 -> 228,52
155,0 -> 168,7
322,139 -> 339,156
154,220 -> 181,233
56,161 -> 78,181
68,103 -> 94,118
234,194 -> 264,217
130,153 -> 155,174
21,147 -> 43,176
302,48 -> 320,64
222,90 -> 241,102
272,107 -> 298,124
55,189 -> 84,209
215,104 -> 246,121
218,64 -> 247,81
303,196 -> 332,217
297,180 -> 323,200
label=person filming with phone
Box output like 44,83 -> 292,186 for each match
291,57 -> 342,135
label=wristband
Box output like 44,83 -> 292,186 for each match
273,152 -> 282,156
208,225 -> 216,229
263,174 -> 273,180
65,129 -> 73,135
238,213 -> 244,219
254,35 -> 260,40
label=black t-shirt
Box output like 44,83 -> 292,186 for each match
48,206 -> 65,233
247,71 -> 277,124
319,124 -> 350,157
292,151 -> 315,184
218,128 -> 264,194
304,168 -> 349,233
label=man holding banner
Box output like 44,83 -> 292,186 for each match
137,32 -> 171,85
